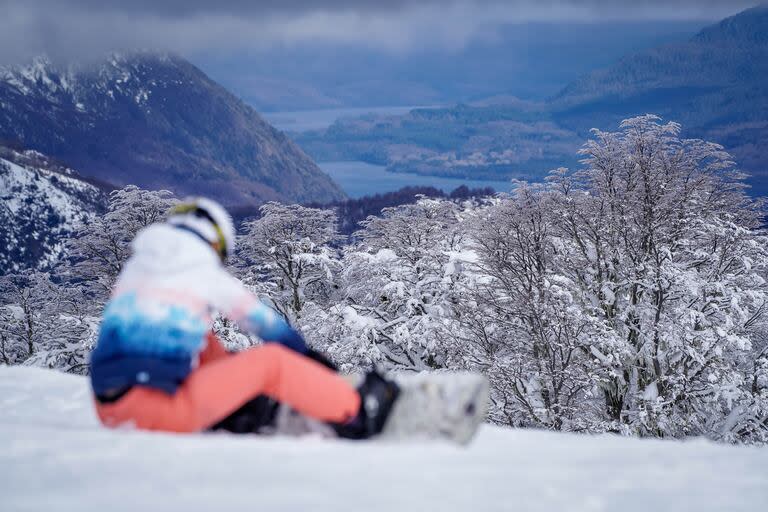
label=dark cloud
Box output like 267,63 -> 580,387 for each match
0,1 -> 754,16
1,0 -> 404,17
0,1 -> 758,64
0,0 -> 755,17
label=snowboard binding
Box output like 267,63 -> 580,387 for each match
333,370 -> 401,440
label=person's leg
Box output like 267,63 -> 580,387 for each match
95,343 -> 360,433
209,345 -> 340,434
209,395 -> 279,434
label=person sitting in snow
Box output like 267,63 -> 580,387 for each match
90,198 -> 399,438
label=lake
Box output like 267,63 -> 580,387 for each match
319,161 -> 514,199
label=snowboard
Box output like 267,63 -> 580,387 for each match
269,371 -> 490,445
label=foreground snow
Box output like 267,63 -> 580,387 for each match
1,367 -> 766,512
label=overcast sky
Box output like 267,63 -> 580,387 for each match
0,0 -> 759,64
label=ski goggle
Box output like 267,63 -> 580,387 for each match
170,203 -> 228,261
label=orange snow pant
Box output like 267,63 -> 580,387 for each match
95,334 -> 361,433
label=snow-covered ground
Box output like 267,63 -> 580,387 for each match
1,366 -> 766,512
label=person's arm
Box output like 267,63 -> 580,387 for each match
234,298 -> 307,354
211,271 -> 307,354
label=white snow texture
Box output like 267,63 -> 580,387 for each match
1,366 -> 766,512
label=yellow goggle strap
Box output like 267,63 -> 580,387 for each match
169,203 -> 227,261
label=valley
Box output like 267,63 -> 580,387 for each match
282,7 -> 768,196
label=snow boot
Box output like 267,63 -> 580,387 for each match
333,370 -> 400,440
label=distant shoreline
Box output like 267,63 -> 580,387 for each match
318,160 -> 513,199
263,105 -> 438,133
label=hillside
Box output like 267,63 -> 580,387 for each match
551,5 -> 768,191
0,54 -> 345,207
0,147 -> 108,274
552,6 -> 768,107
1,366 -> 766,511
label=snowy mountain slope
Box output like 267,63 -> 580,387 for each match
550,6 -> 768,193
1,366 -> 766,512
552,6 -> 768,109
0,148 -> 107,274
0,53 -> 345,207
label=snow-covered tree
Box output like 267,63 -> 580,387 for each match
0,272 -> 59,363
0,271 -> 93,373
318,198 -> 467,372
447,185 -> 601,430
728,325 -> 768,443
434,115 -> 768,442
238,202 -> 341,322
548,115 -> 768,438
65,185 -> 177,299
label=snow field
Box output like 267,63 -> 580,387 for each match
1,366 -> 766,512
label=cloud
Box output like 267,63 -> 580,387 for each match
0,0 -> 757,64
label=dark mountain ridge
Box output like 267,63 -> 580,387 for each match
550,6 -> 768,192
0,53 -> 345,207
553,6 -> 768,106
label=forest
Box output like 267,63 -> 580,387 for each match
2,115 -> 767,444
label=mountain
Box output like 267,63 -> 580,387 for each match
0,146 -> 108,275
551,5 -> 768,192
552,7 -> 768,107
0,53 -> 345,207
